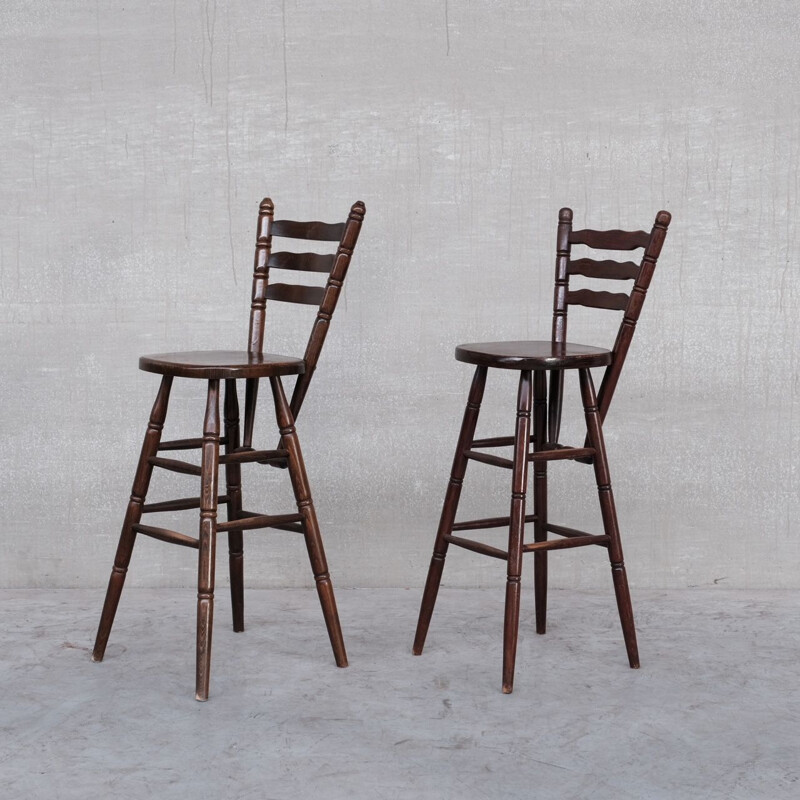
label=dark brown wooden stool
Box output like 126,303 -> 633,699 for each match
413,207 -> 671,693
93,198 -> 365,700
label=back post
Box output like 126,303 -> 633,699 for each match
243,198 -> 275,447
548,207 -> 573,442
248,198 -> 275,355
595,210 -> 672,422
289,200 -> 366,419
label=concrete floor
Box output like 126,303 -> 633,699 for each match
0,587 -> 798,799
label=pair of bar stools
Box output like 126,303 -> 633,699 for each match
92,198 -> 670,699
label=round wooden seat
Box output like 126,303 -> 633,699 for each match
455,340 -> 612,371
139,350 -> 305,380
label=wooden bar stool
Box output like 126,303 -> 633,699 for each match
92,198 -> 365,700
413,207 -> 671,693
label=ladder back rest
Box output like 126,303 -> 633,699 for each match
551,206 -> 671,424
247,197 -> 366,418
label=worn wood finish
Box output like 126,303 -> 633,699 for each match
223,379 -> 245,633
92,376 -> 173,662
413,366 -> 487,656
415,206 -> 669,693
270,376 -> 348,667
93,197 -> 364,699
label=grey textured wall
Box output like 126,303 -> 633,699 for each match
1,1 -> 798,589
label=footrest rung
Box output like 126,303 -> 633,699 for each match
219,448 -> 289,465
546,522 -> 600,539
452,513 -> 536,532
529,446 -> 595,462
133,524 -> 199,549
470,434 -> 536,449
522,534 -> 609,552
444,535 -> 508,560
148,456 -> 202,476
158,437 -> 228,451
463,450 -> 513,469
143,495 -> 230,513
217,512 -> 303,532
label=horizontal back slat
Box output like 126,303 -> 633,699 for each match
568,258 -> 641,281
271,219 -> 345,241
570,229 -> 650,250
567,288 -> 630,311
266,282 -> 325,306
268,251 -> 335,274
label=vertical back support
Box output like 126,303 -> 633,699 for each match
289,201 -> 366,419
594,210 -> 671,422
547,208 -> 574,441
248,199 -> 275,356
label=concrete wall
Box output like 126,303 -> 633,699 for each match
1,1 -> 798,589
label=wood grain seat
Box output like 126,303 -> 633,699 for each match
414,207 -> 671,695
93,197 -> 365,701
455,340 -> 612,371
139,350 -> 305,380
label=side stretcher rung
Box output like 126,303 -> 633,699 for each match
463,450 -> 513,469
148,457 -> 202,476
237,511 -> 304,533
522,535 -> 609,552
143,495 -> 230,513
158,437 -> 228,451
444,535 -> 508,560
452,514 -> 537,532
133,524 -> 199,549
219,448 -> 288,465
470,435 -> 536,448
217,513 -> 303,532
529,446 -> 595,462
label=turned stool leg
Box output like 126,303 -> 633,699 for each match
532,370 -> 548,635
196,379 -> 221,701
224,379 -> 245,632
413,365 -> 488,656
269,376 -> 348,668
503,370 -> 532,694
578,368 -> 639,669
93,376 -> 173,662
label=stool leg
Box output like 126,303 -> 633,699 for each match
93,376 -> 173,662
224,379 -> 245,632
533,370 -> 548,635
503,370 -> 533,694
196,379 -> 221,701
578,368 -> 639,669
269,376 -> 348,668
413,365 -> 488,656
